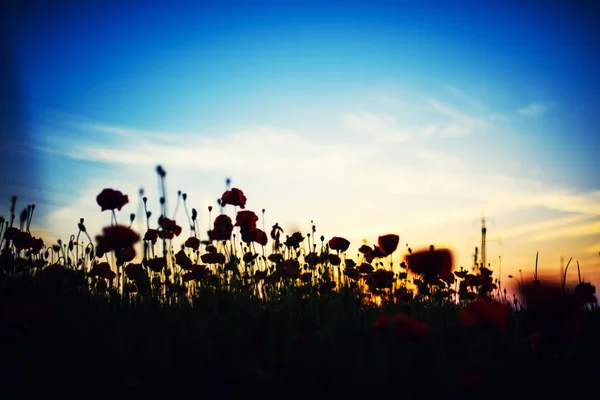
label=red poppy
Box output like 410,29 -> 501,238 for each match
391,313 -> 429,341
460,299 -> 510,331
205,244 -> 217,253
96,225 -> 140,251
208,215 -> 233,241
184,236 -> 200,251
328,236 -> 350,252
96,188 -> 129,212
370,245 -> 388,258
115,246 -> 136,264
41,263 -> 66,281
143,229 -> 159,244
284,232 -> 305,248
405,247 -> 453,278
358,244 -> 372,254
90,262 -> 116,280
378,234 -> 399,255
300,272 -> 312,283
220,188 -> 247,209
235,210 -> 259,232
12,230 -> 35,251
175,250 -> 193,270
328,254 -> 341,266
368,269 -> 395,290
358,262 -> 374,274
125,263 -> 144,281
201,252 -> 226,264
147,257 -> 166,272
159,217 -> 182,237
373,313 -> 429,342
304,252 -> 320,266
241,228 -> 268,246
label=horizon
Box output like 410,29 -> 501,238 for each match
1,0 -> 599,296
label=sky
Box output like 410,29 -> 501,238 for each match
2,0 -> 599,296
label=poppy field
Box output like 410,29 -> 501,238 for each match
0,166 -> 598,399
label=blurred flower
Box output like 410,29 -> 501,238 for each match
96,188 -> 129,212
405,247 -> 453,279
220,188 -> 247,209
284,232 -> 305,248
184,236 -> 200,251
460,299 -> 510,331
329,236 -> 350,252
143,229 -> 159,244
208,215 -> 233,241
378,234 -> 399,255
373,313 -> 429,342
175,250 -> 193,270
96,225 -> 140,252
201,252 -> 226,264
158,217 -> 182,238
235,210 -> 259,232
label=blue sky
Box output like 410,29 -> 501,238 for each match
2,0 -> 599,292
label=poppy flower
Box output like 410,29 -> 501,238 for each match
12,230 -> 35,251
284,232 -> 305,248
175,250 -> 193,270
96,188 -> 129,212
318,281 -> 336,293
368,269 -> 395,290
358,262 -> 374,274
143,229 -> 159,244
115,246 -> 136,264
405,247 -> 453,278
220,188 -> 247,209
184,236 -> 200,251
241,228 -> 268,246
125,263 -> 144,281
96,225 -> 140,252
304,252 -> 320,266
201,252 -> 226,264
370,245 -> 388,258
328,236 -> 350,252
300,272 -> 312,283
460,299 -> 510,331
378,234 -> 399,255
373,313 -> 429,342
158,217 -> 182,238
358,244 -> 372,254
41,263 -> 66,281
235,210 -> 259,232
147,257 -> 166,272
208,215 -> 233,241
90,262 -> 116,280
328,254 -> 341,266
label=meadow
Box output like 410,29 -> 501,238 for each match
0,166 -> 597,399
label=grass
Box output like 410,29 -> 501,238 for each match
0,165 -> 598,399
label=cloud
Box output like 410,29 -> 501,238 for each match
518,103 -> 547,116
340,111 -> 410,142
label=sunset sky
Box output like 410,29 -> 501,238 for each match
2,0 -> 599,295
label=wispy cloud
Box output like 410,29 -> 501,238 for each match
340,111 -> 410,142
518,103 -> 547,116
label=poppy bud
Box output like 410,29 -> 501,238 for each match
160,197 -> 165,205
182,193 -> 187,201
208,206 -> 212,212
156,165 -> 166,177
191,208 -> 197,220
147,211 -> 151,218
130,213 -> 135,223
143,197 -> 148,203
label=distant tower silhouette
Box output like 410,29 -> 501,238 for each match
481,216 -> 487,270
